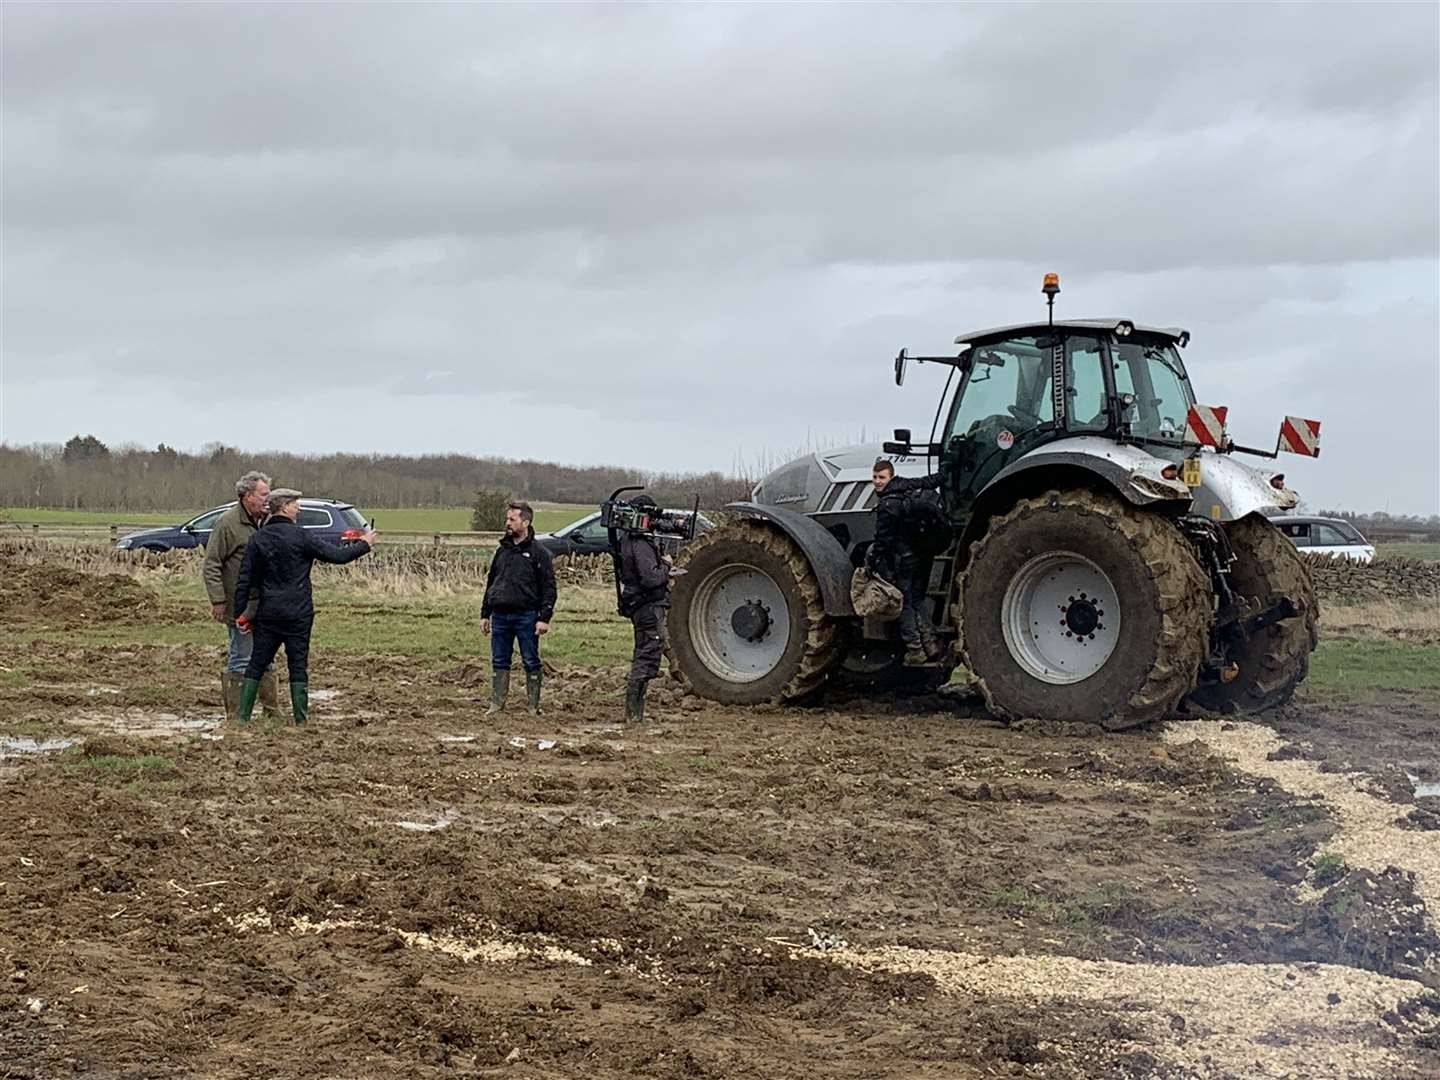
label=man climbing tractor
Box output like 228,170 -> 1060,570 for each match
865,460 -> 949,666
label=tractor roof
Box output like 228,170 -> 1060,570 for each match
954,319 -> 1189,346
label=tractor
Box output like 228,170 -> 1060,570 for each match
667,276 -> 1322,728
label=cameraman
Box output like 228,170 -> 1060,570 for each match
615,495 -> 673,723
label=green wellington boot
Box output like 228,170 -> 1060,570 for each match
486,670 -> 510,717
525,670 -> 543,716
289,681 -> 309,725
236,677 -> 261,725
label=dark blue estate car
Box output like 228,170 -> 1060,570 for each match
114,499 -> 369,553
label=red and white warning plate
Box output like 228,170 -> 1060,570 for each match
1278,416 -> 1321,457
1183,404 -> 1229,448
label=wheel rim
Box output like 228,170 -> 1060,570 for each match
687,563 -> 792,683
1001,552 -> 1121,684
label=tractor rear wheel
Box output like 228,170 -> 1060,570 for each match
1186,514 -> 1318,714
668,521 -> 839,704
958,489 -> 1210,728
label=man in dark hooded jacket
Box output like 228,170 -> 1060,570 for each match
481,501 -> 557,717
615,495 -> 672,723
865,460 -> 947,665
233,489 -> 376,724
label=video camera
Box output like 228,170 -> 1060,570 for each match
600,486 -> 700,542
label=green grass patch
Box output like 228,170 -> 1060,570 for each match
0,507 -> 184,526
1312,851 -> 1347,887
2,505 -> 594,537
65,753 -> 174,775
0,718 -> 52,737
1306,640 -> 1440,702
13,576 -> 634,668
1377,542 -> 1440,562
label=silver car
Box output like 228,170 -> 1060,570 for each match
1271,515 -> 1375,563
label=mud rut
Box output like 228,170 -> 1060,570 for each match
2,644 -> 1439,1077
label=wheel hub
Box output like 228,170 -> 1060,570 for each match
1001,553 -> 1122,685
730,600 -> 772,642
688,563 -> 793,683
1062,594 -> 1103,638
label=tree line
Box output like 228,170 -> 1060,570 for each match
0,436 -> 755,512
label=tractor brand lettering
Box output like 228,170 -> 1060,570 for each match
1278,416 -> 1321,457
1183,404 -> 1229,448
1051,344 -> 1065,422
996,430 -> 1015,450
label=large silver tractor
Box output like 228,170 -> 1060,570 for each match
667,279 -> 1321,727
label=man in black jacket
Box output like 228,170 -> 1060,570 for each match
481,501 -> 557,716
233,489 -> 376,724
865,460 -> 947,666
615,496 -> 672,723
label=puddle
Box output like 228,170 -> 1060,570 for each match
506,736 -> 559,751
67,709 -> 221,738
437,734 -> 478,744
309,689 -> 341,702
1407,773 -> 1440,799
85,687 -> 121,697
0,736 -> 76,758
391,810 -> 456,832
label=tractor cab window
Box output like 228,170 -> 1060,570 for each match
1066,335 -> 1109,432
947,335 -> 1054,444
1111,340 -> 1194,441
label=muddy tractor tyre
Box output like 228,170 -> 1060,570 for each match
958,489 -> 1210,729
1187,514 -> 1319,715
667,521 -> 839,704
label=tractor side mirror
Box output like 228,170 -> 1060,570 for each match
894,349 -> 907,386
883,429 -> 912,455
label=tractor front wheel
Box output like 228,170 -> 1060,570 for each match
1186,514 -> 1318,714
959,490 -> 1210,728
667,521 -> 839,704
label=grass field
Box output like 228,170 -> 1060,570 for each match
6,573 -> 630,671
1377,541 -> 1440,562
0,504 -> 593,535
9,556 -> 1438,707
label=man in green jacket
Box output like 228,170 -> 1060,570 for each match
202,470 -> 282,722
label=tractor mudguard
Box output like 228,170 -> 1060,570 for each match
1186,451 -> 1299,521
982,436 -> 1192,509
725,502 -> 857,617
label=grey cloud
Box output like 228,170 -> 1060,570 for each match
2,2 -> 1437,513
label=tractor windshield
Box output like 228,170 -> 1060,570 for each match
1110,340 -> 1194,441
946,335 -> 1054,443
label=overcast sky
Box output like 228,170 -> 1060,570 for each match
2,2 -> 1437,513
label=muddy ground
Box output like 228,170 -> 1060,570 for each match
2,559 -> 1439,1079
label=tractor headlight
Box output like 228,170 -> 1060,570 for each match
1115,321 -> 1133,337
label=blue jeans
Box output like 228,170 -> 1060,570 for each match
226,624 -> 254,674
490,611 -> 541,672
227,623 -> 274,675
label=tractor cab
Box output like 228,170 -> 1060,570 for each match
929,320 -> 1197,523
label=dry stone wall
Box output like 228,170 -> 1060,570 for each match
1303,555 -> 1440,603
